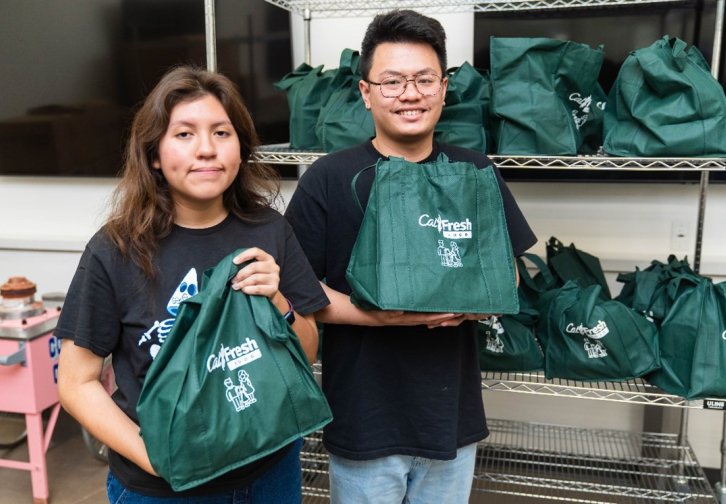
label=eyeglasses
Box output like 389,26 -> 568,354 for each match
366,74 -> 443,98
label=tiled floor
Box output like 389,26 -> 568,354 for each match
0,409 -> 107,504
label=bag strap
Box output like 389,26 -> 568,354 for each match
517,253 -> 555,293
350,164 -> 376,215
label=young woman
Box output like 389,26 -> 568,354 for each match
56,65 -> 328,503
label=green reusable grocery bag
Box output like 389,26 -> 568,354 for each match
516,252 -> 557,309
346,153 -> 518,313
478,309 -> 544,372
604,35 -> 726,157
137,250 -> 332,491
316,49 -> 374,152
490,37 -> 604,155
578,82 -> 608,154
274,63 -> 336,149
646,279 -> 726,399
434,62 -> 490,152
615,255 -> 700,325
546,237 -> 611,300
538,282 -> 660,381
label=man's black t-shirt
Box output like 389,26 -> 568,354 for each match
285,140 -> 537,460
55,209 -> 329,496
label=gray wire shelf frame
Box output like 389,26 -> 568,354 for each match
300,420 -> 716,502
264,0 -> 690,16
475,419 -> 717,502
254,145 -> 726,171
481,371 -> 716,408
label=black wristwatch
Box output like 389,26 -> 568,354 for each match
283,298 -> 296,325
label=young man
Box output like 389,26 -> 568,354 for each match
285,10 -> 537,503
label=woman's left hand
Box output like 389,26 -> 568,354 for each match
231,247 -> 280,299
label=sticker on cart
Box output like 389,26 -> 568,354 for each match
49,334 -> 61,360
703,399 -> 726,410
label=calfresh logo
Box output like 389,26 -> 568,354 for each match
584,338 -> 608,359
418,214 -> 472,239
480,317 -> 505,353
225,370 -> 257,412
566,320 -> 609,339
568,92 -> 606,130
437,240 -> 463,268
207,337 -> 262,372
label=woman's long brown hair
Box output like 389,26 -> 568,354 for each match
105,65 -> 280,278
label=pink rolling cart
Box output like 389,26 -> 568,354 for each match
0,277 -> 62,504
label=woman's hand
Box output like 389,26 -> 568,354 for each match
231,247 -> 280,299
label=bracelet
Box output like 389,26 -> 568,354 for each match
283,297 -> 296,325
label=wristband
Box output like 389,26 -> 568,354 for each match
283,298 -> 296,325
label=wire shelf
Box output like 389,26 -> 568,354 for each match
481,372 -> 712,408
263,0 -> 690,16
300,420 -> 716,502
254,145 -> 726,171
475,419 -> 716,502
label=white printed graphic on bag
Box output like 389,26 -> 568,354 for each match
583,337 -> 608,359
480,316 -> 505,353
437,240 -> 463,268
419,214 -> 473,239
207,337 -> 262,372
565,320 -> 609,339
225,370 -> 257,412
568,92 -> 606,130
722,330 -> 726,341
138,268 -> 199,359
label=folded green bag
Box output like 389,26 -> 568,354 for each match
538,281 -> 660,381
137,249 -> 332,491
647,278 -> 726,399
490,37 -> 604,155
478,310 -> 543,372
604,35 -> 726,157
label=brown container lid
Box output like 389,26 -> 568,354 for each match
1,276 -> 37,299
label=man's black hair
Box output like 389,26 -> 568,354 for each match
359,10 -> 447,80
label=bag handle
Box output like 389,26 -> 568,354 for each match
350,163 -> 376,215
517,253 -> 556,293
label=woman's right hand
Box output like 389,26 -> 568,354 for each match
57,340 -> 158,476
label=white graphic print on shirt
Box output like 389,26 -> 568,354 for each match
137,268 -> 198,359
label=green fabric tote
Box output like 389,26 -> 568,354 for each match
490,37 -> 605,155
546,237 -> 611,300
137,250 -> 332,491
315,49 -> 374,152
516,252 -> 557,309
604,35 -> 726,157
538,282 -> 660,381
646,279 -> 726,399
434,62 -> 490,153
478,310 -> 544,372
274,63 -> 336,150
615,255 -> 701,325
346,153 -> 518,314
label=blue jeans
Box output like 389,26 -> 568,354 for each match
107,439 -> 302,503
328,442 -> 477,504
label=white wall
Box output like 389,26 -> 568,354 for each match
1,8 -> 725,470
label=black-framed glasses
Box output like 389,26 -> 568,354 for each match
366,74 -> 443,98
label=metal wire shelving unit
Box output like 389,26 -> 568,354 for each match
255,144 -> 726,172
264,0 -> 692,17
481,372 -> 721,408
299,420 -> 716,503
255,0 -> 726,501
